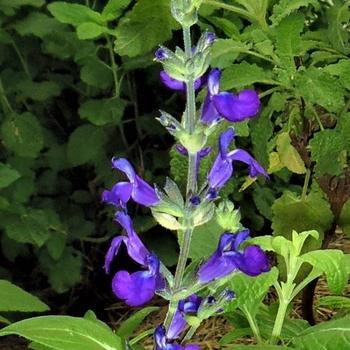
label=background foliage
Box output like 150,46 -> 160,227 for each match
0,0 -> 349,325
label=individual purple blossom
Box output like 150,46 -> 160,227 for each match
160,71 -> 204,91
201,69 -> 260,124
102,158 -> 159,209
155,48 -> 169,61
198,230 -> 269,284
105,212 -> 164,306
167,295 -> 202,340
208,128 -> 268,190
155,325 -> 200,350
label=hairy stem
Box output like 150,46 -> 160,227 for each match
270,299 -> 289,344
243,307 -> 262,344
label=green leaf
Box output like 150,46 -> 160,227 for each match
3,208 -> 52,247
301,249 -> 347,294
272,190 -> 333,240
309,129 -> 345,176
276,132 -> 306,174
115,0 -> 178,57
40,248 -> 82,293
116,307 -> 159,338
1,113 -> 44,158
48,2 -> 104,26
0,163 -> 20,189
13,12 -> 64,38
294,67 -> 345,113
270,0 -> 319,26
317,296 -> 350,310
80,59 -> 113,89
76,22 -> 107,40
221,62 -> 275,90
0,280 -> 49,312
292,316 -> 350,349
79,98 -> 126,126
0,316 -> 10,325
210,39 -> 250,69
0,0 -> 44,16
323,59 -> 350,90
339,199 -> 350,236
17,80 -> 62,101
0,316 -> 124,350
226,268 -> 278,316
102,0 -> 132,21
252,186 -> 275,220
226,345 -> 293,350
67,125 -> 107,166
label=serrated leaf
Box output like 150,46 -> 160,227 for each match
301,249 -> 347,294
270,0 -> 319,26
0,280 -> 49,312
116,307 -> 159,338
309,129 -> 345,176
0,316 -> 123,350
276,132 -> 306,174
323,59 -> 350,90
164,177 -> 184,208
102,0 -> 132,21
80,59 -> 113,89
292,316 -> 350,350
253,186 -> 275,220
272,191 -> 333,240
221,62 -> 275,90
67,125 -> 107,166
48,2 -> 104,26
79,98 -> 126,126
76,22 -> 107,40
0,163 -> 20,189
226,268 -> 278,316
210,39 -> 250,69
294,67 -> 345,113
115,0 -> 178,57
1,113 -> 43,158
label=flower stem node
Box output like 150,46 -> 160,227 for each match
178,130 -> 207,155
216,200 -> 243,233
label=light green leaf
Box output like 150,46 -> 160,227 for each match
116,307 -> 159,338
67,125 -> 107,166
0,163 -> 20,189
80,59 -> 113,89
272,190 -> 333,240
323,59 -> 350,90
102,0 -> 132,21
339,199 -> 350,236
1,113 -> 44,158
221,62 -> 275,90
276,132 -> 306,174
0,316 -> 123,350
270,0 -> 319,26
79,98 -> 126,126
317,296 -> 350,310
301,249 -> 347,294
76,22 -> 107,40
0,280 -> 49,312
292,316 -> 350,349
226,268 -> 278,316
210,39 -> 250,69
48,2 -> 104,26
115,0 -> 178,57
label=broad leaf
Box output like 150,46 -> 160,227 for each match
0,163 -> 20,189
76,22 -> 107,40
317,296 -> 350,310
292,316 -> 350,349
339,199 -> 350,236
0,280 -> 49,312
300,249 -> 347,294
102,0 -> 132,21
0,316 -> 123,350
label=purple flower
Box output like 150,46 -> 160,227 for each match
102,158 -> 159,209
155,48 -> 169,61
168,295 -> 202,340
160,71 -> 203,91
198,230 -> 269,284
201,69 -> 260,124
208,128 -> 268,190
155,325 -> 200,350
105,212 -> 164,306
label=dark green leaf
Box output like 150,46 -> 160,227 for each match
0,163 -> 20,189
339,199 -> 350,236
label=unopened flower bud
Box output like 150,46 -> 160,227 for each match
216,200 -> 243,233
155,47 -> 169,61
